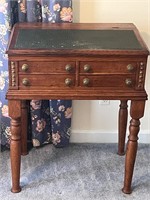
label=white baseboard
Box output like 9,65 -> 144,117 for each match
70,130 -> 150,144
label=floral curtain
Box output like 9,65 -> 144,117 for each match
0,0 -> 73,151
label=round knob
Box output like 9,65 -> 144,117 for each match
22,64 -> 29,72
125,78 -> 132,86
127,64 -> 134,72
83,64 -> 91,72
22,78 -> 29,86
65,78 -> 72,86
83,78 -> 90,86
65,64 -> 72,72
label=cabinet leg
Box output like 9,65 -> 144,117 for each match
122,118 -> 139,194
9,100 -> 22,193
118,100 -> 128,155
21,100 -> 28,156
10,118 -> 22,193
122,100 -> 145,194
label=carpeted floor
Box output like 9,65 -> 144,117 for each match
0,143 -> 150,200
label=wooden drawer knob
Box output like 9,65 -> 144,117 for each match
22,78 -> 30,86
65,78 -> 72,86
65,64 -> 72,72
125,78 -> 132,86
83,64 -> 91,72
22,64 -> 29,72
127,64 -> 134,72
83,78 -> 90,86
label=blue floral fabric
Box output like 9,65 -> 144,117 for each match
0,0 -> 73,151
0,0 -> 11,150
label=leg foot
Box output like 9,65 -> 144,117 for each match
122,187 -> 132,194
118,151 -> 125,156
11,187 -> 21,193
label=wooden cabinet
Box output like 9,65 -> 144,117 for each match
6,23 -> 149,194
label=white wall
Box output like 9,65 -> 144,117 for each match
71,0 -> 150,143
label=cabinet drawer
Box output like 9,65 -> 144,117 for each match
19,74 -> 75,89
79,62 -> 137,74
19,61 -> 75,74
79,75 -> 136,89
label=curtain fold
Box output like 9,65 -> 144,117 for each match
0,0 -> 73,151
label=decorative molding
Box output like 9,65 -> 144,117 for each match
137,62 -> 145,89
11,62 -> 16,87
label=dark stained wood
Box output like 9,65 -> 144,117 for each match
18,61 -> 76,74
122,100 -> 145,194
8,100 -> 21,193
118,100 -> 128,155
6,89 -> 148,100
79,61 -> 138,73
6,23 -> 149,194
21,100 -> 28,156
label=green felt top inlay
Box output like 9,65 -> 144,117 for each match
14,29 -> 142,50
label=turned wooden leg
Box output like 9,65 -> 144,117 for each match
21,100 -> 28,155
122,100 -> 145,194
9,100 -> 22,193
118,100 -> 128,155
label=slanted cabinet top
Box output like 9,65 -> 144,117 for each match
6,23 -> 149,56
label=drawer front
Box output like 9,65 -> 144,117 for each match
79,75 -> 136,89
19,74 -> 75,89
19,61 -> 75,74
79,62 -> 137,74
13,60 -> 145,91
